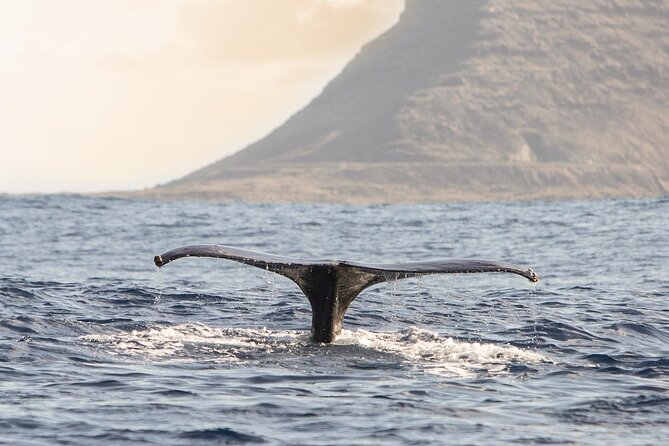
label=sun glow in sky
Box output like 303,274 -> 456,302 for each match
0,0 -> 403,193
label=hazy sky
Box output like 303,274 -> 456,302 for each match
0,0 -> 403,193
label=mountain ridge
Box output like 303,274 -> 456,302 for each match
135,0 -> 669,203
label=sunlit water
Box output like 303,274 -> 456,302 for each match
0,195 -> 667,445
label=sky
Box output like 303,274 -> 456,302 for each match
0,0 -> 404,193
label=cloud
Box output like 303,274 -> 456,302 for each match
175,0 -> 403,63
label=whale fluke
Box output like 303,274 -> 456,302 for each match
154,245 -> 539,343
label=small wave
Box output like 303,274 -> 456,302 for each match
179,427 -> 265,443
561,394 -> 669,426
82,324 -> 550,377
609,322 -> 669,342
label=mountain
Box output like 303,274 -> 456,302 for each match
141,0 -> 669,203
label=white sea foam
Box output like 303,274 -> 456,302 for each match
83,323 -> 551,375
83,323 -> 309,362
336,326 -> 551,376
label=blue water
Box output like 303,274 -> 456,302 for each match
0,195 -> 667,445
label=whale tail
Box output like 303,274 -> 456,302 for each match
154,245 -> 539,343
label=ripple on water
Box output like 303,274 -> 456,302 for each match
1,195 -> 668,445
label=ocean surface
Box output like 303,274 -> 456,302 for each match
0,194 -> 667,445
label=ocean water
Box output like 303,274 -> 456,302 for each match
0,194 -> 667,445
